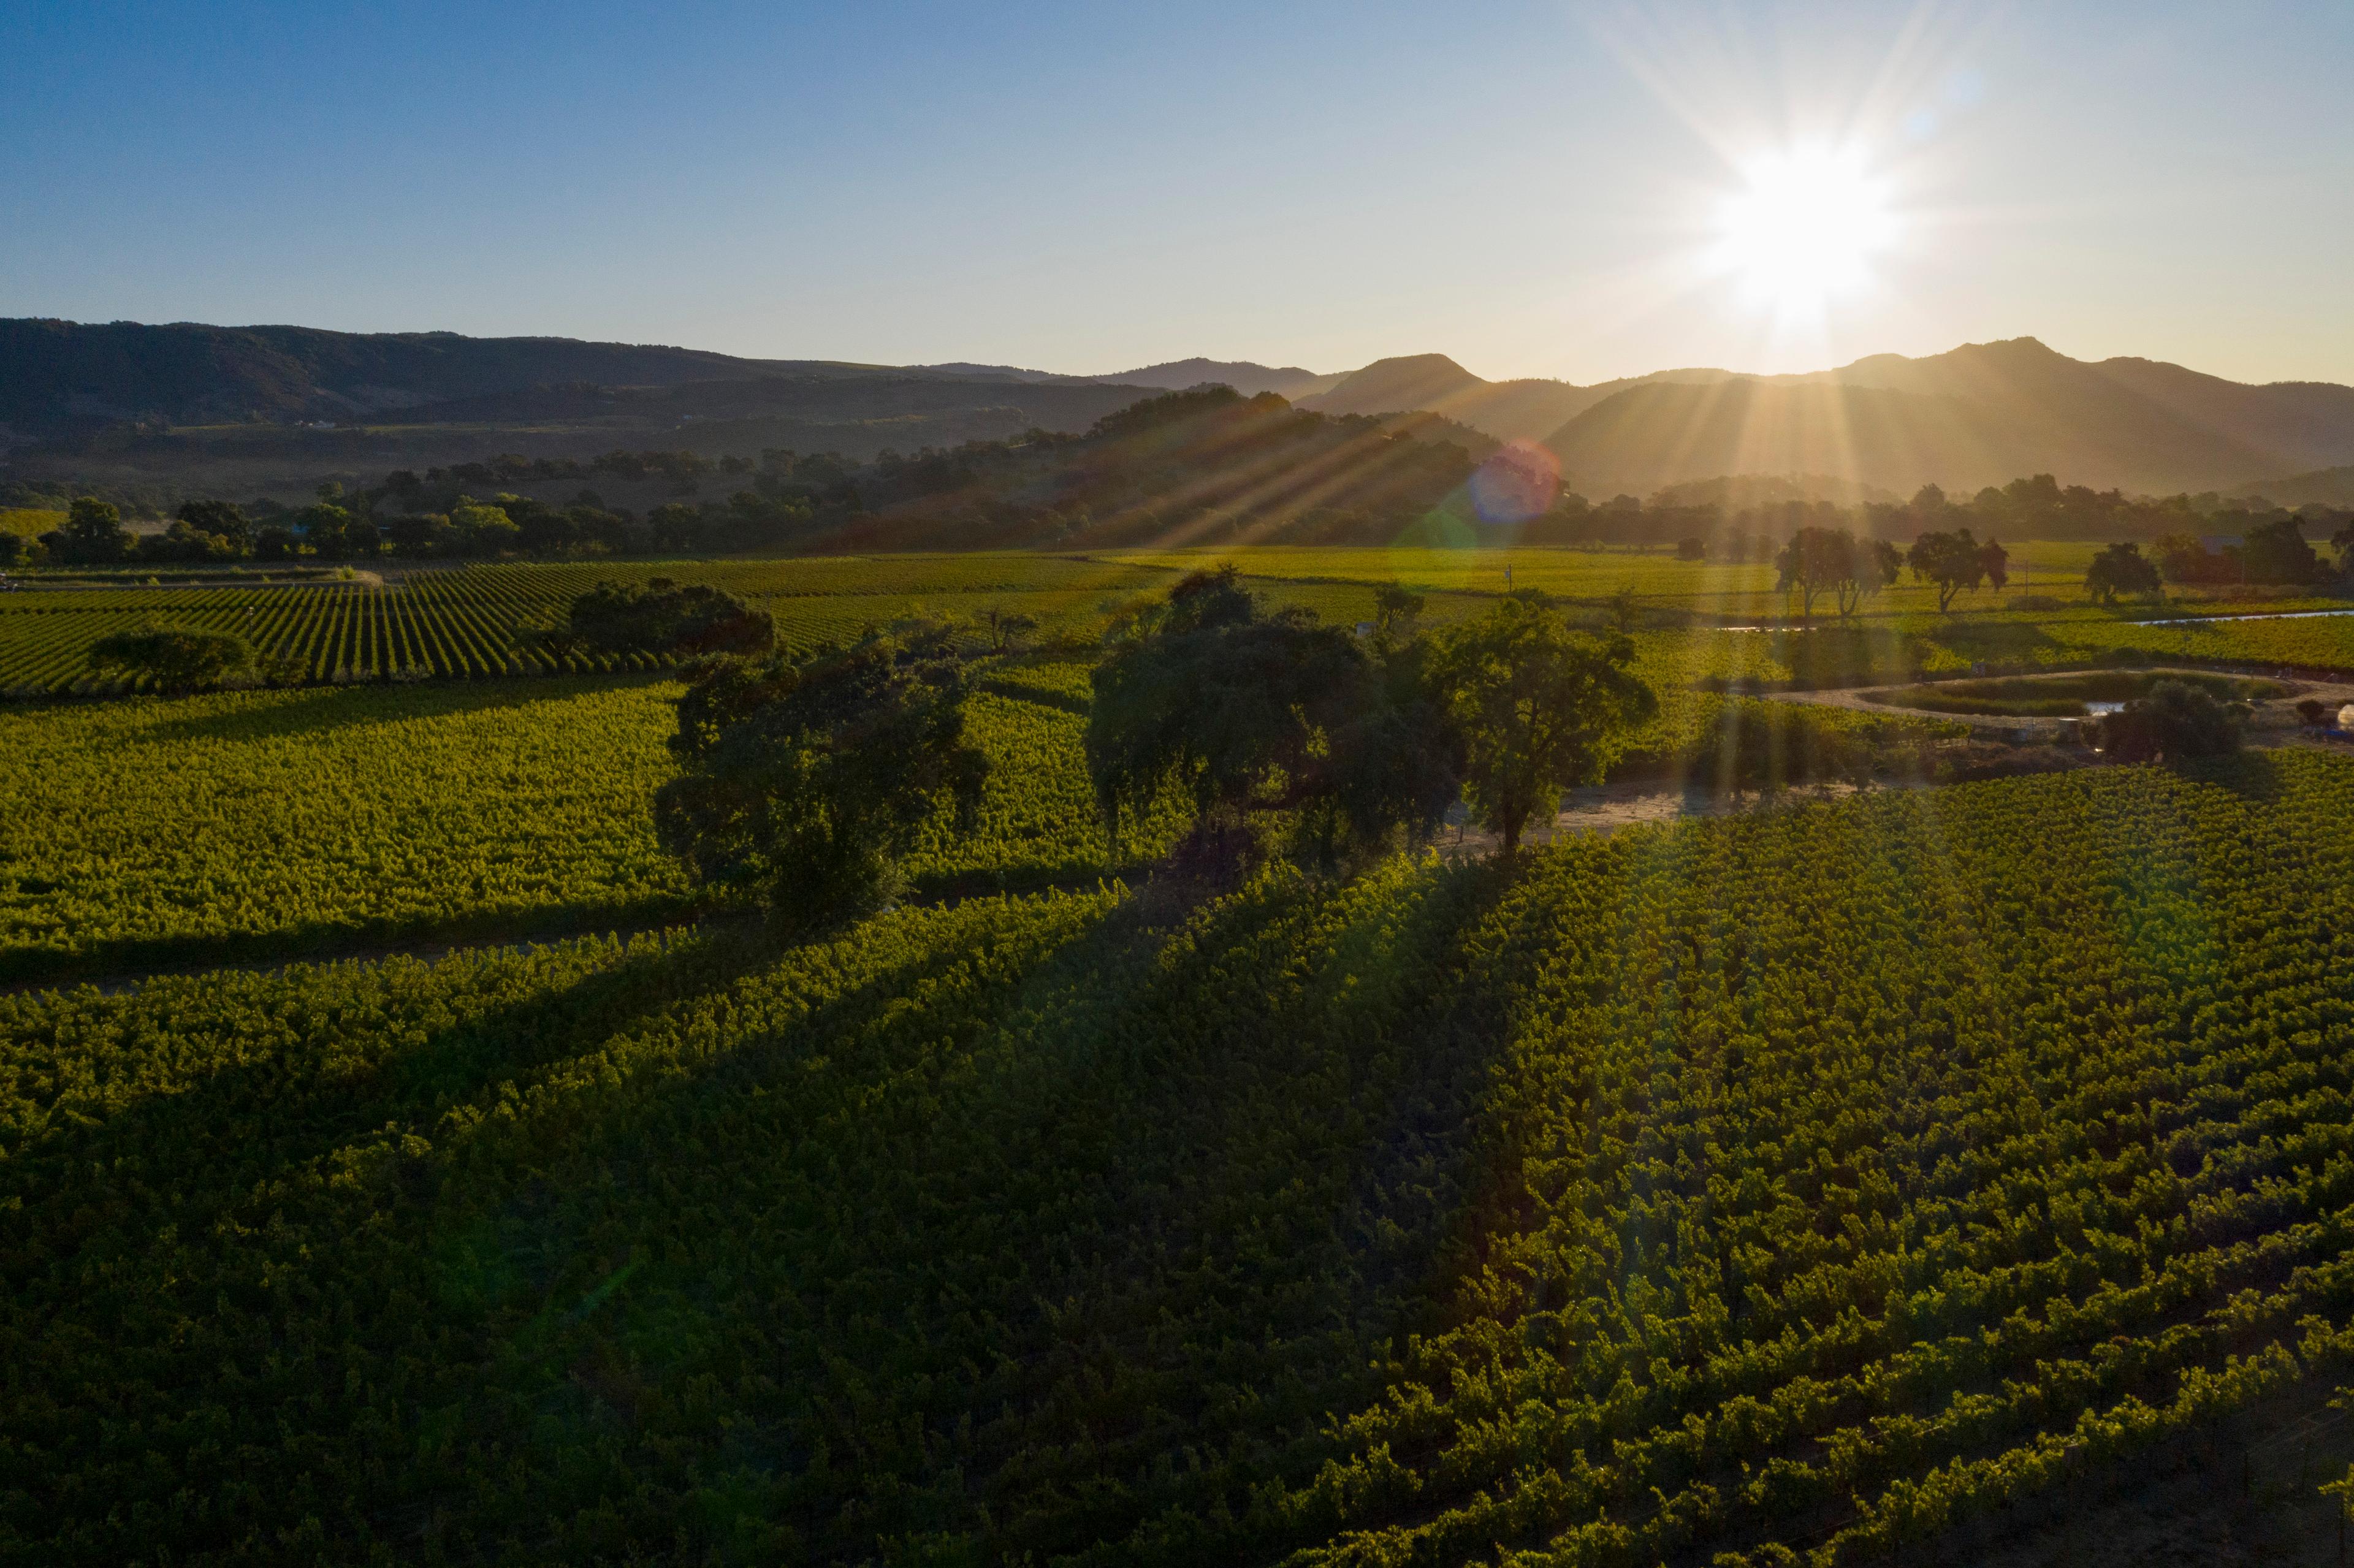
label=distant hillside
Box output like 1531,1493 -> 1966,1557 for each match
1107,358 -> 1346,400
1301,355 -> 1743,443
0,319 -> 1200,499
2234,464 -> 2354,509
0,319 -> 847,430
1302,338 -> 2354,496
13,318 -> 2353,504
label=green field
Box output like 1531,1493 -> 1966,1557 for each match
8,547 -> 2354,697
7,754 -> 2354,1561
0,507 -> 64,541
6,546 -> 2354,1562
0,664 -> 1187,985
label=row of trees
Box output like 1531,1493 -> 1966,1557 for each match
10,486 -> 821,568
1513,473 -> 2354,557
1770,525 -> 2009,620
2079,516 -> 2342,602
652,569 -> 1660,929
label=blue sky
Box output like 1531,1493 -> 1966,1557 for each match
4,1 -> 2350,384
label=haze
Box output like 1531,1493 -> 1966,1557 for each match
4,0 -> 2351,386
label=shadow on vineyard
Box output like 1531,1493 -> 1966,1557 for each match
131,672 -> 653,745
0,860 -> 1531,1563
0,890 -> 713,993
974,670 -> 1094,717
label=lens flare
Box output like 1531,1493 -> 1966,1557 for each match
1468,440 -> 1560,525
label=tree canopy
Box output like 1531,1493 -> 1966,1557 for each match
2084,541 -> 2163,604
1775,527 -> 1900,620
53,497 -> 132,565
653,626 -> 989,927
2095,679 -> 2243,763
554,578 -> 774,658
1086,566 -> 1460,865
1905,527 -> 2009,612
1425,595 -> 1656,851
85,624 -> 254,694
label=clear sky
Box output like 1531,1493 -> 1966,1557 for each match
4,1 -> 2350,386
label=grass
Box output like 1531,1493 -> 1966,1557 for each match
0,508 -> 63,541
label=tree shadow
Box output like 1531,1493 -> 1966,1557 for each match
2184,748 -> 2288,805
132,671 -> 674,747
0,923 -> 771,1263
1,864 -> 1538,1564
1918,618 -> 2065,668
457,861 -> 1526,1563
0,889 -> 713,991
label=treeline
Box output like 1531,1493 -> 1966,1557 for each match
15,386 -> 2354,569
7,470 -> 829,567
1510,471 -> 2354,558
2,387 -> 1483,563
813,387 -> 1481,551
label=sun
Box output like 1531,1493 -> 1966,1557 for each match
1714,147 -> 1896,311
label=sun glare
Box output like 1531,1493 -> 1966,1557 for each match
1715,147 -> 1895,311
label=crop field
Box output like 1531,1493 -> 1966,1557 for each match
0,556 -> 1500,695
6,753 -> 2354,1562
9,547 -> 2353,698
0,663 -> 1186,985
0,678 -> 694,982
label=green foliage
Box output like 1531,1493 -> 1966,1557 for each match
1373,580 -> 1425,633
1086,567 -> 1457,863
54,495 -> 131,565
2085,540 -> 2164,604
448,497 -> 520,552
2095,677 -> 2245,761
85,622 -> 253,694
1775,525 -> 1900,619
1427,594 -> 1656,848
8,758 -> 2354,1561
1875,668 -> 2279,718
0,680 -> 694,983
2244,513 -> 2325,584
1088,571 -> 1368,839
1906,526 -> 2009,611
555,576 -> 774,657
655,628 -> 990,926
1673,697 -> 1867,791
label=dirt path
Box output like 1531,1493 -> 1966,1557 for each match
1771,666 -> 2354,740
1431,775 -> 1912,858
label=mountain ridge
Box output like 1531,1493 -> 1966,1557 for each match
6,317 -> 2349,498
1304,336 -> 2354,495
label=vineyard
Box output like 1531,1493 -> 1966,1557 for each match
5,753 -> 2354,1562
0,556 -> 1480,694
8,549 -> 2354,700
0,663 -> 1186,986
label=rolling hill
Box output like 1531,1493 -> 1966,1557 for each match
2234,464 -> 2354,508
1299,354 -> 1745,443
1305,338 -> 2354,497
8,318 -> 2350,503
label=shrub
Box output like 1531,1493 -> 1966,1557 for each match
85,625 -> 255,695
555,577 -> 774,658
2094,679 -> 2243,762
1674,700 -> 1867,793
